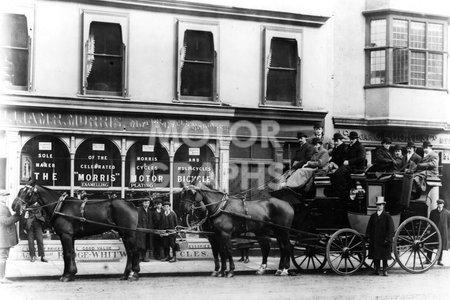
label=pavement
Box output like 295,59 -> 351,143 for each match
4,257 -> 279,280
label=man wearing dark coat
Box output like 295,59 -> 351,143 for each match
136,200 -> 153,262
428,199 -> 450,266
24,203 -> 48,262
400,141 -> 422,172
161,201 -> 178,262
330,131 -> 366,199
328,132 -> 347,171
152,199 -> 164,260
290,132 -> 315,170
366,196 -> 395,276
0,192 -> 22,284
367,137 -> 397,173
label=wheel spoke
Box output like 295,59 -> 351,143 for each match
421,231 -> 437,243
398,235 -> 413,244
349,241 -> 363,251
397,245 -> 413,258
403,248 -> 414,266
402,226 -> 415,242
417,223 -> 430,241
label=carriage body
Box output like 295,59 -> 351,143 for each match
288,172 -> 443,275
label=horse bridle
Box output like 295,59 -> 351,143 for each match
14,185 -> 39,208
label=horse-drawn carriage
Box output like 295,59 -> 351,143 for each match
180,171 -> 443,276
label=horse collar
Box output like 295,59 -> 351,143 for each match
50,192 -> 68,223
209,193 -> 228,218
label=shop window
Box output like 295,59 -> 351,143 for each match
229,141 -> 275,200
125,138 -> 170,189
365,13 -> 447,89
176,20 -> 218,102
0,10 -> 33,91
174,144 -> 215,188
74,137 -> 121,189
20,135 -> 70,186
81,11 -> 128,97
262,27 -> 302,106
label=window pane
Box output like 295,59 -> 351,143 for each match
86,22 -> 123,93
393,19 -> 408,47
180,62 -> 213,97
269,38 -> 298,68
393,49 -> 408,84
370,19 -> 386,47
0,13 -> 28,48
428,53 -> 443,87
0,13 -> 29,88
410,52 -> 426,86
370,50 -> 386,84
183,30 -> 214,62
267,69 -> 296,101
428,23 -> 443,51
89,22 -> 122,55
410,21 -> 426,49
87,56 -> 123,92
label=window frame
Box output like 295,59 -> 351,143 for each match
262,26 -> 302,107
0,4 -> 34,92
81,10 -> 129,98
365,13 -> 448,90
176,19 -> 219,103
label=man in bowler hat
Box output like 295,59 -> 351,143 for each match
428,199 -> 450,266
366,196 -> 395,276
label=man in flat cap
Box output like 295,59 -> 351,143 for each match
428,199 -> 450,266
161,201 -> 178,262
392,145 -> 403,171
152,199 -> 164,260
330,131 -> 366,199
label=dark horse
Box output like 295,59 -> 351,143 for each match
12,181 -> 140,282
179,184 -> 294,277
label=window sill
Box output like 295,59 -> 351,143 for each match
172,99 -> 222,106
259,102 -> 302,109
364,84 -> 447,92
76,94 -> 131,101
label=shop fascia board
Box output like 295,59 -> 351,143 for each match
333,117 -> 449,131
1,94 -> 327,122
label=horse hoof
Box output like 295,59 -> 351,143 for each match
226,271 -> 234,278
120,274 -> 129,280
210,271 -> 220,277
60,275 -> 75,282
218,272 -> 225,278
128,274 -> 139,281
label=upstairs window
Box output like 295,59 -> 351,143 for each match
366,13 -> 447,89
82,11 -> 128,97
176,20 -> 218,102
0,11 -> 33,91
263,27 -> 302,106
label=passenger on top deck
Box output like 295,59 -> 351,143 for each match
283,137 -> 330,192
367,138 -> 397,173
330,131 -> 366,199
307,122 -> 333,153
289,132 -> 315,171
411,141 -> 439,197
392,145 -> 404,171
400,141 -> 422,172
328,132 -> 347,173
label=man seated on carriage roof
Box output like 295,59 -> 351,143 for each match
283,138 -> 329,192
411,141 -> 439,197
330,131 -> 366,199
400,141 -> 422,172
327,132 -> 347,173
366,138 -> 398,174
290,132 -> 315,171
307,122 -> 333,153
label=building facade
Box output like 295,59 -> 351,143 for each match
1,0 -> 449,251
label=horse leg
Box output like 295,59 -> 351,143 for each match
256,239 -> 270,275
120,234 -> 133,280
223,235 -> 235,278
275,231 -> 292,277
128,234 -> 140,281
59,233 -> 76,282
209,236 -> 220,277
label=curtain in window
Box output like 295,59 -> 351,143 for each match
180,30 -> 214,97
0,13 -> 29,88
266,37 -> 298,102
85,22 -> 123,94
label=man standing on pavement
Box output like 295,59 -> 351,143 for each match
0,192 -> 22,284
428,199 -> 450,266
366,197 -> 395,276
24,202 -> 48,263
152,199 -> 164,260
136,200 -> 153,262
161,201 -> 178,262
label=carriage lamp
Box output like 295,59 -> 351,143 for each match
349,182 -> 365,201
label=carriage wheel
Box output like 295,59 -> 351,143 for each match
326,229 -> 366,275
291,239 -> 327,271
394,216 -> 442,274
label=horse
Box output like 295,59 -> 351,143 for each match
179,184 -> 294,277
12,181 -> 141,282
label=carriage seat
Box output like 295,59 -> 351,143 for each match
314,176 -> 331,198
350,173 -> 366,181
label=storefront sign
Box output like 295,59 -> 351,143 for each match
174,145 -> 215,188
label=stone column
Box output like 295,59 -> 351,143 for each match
120,138 -> 126,199
218,139 -> 231,193
70,136 -> 76,197
5,130 -> 20,199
